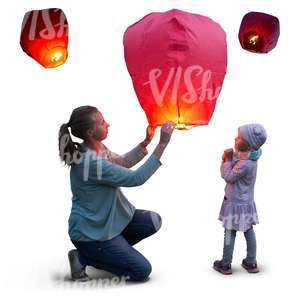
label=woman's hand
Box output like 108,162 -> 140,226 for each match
153,121 -> 176,159
159,121 -> 176,145
140,125 -> 156,148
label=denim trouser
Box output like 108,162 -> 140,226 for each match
222,227 -> 257,265
71,209 -> 162,282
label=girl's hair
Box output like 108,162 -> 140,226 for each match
58,105 -> 98,166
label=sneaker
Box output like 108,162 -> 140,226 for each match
213,260 -> 232,275
241,259 -> 259,273
68,249 -> 90,282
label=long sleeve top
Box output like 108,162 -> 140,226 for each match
68,144 -> 162,241
218,152 -> 260,232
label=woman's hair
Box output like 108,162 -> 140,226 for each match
238,138 -> 251,152
58,105 -> 98,166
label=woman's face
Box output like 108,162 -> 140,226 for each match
88,111 -> 110,141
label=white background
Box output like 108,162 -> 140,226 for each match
0,0 -> 287,298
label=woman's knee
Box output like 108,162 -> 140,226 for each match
129,259 -> 152,282
150,211 -> 162,232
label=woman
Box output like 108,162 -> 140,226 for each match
58,105 -> 175,282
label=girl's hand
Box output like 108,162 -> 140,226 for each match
222,148 -> 234,162
159,121 -> 176,146
140,125 -> 156,148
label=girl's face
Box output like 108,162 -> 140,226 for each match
234,130 -> 242,151
234,129 -> 250,152
87,111 -> 110,141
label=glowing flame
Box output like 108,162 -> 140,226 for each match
43,46 -> 68,68
243,31 -> 265,52
175,124 -> 196,130
249,34 -> 260,45
51,51 -> 63,62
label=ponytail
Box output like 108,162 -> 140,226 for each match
58,105 -> 98,166
58,123 -> 79,166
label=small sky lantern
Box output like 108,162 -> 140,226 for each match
124,9 -> 227,130
239,11 -> 280,53
20,8 -> 69,68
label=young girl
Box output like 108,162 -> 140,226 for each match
58,106 -> 175,282
213,124 -> 267,275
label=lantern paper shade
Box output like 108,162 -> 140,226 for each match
123,9 -> 227,129
20,8 -> 69,68
239,12 -> 280,53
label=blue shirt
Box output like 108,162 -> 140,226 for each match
68,144 -> 162,241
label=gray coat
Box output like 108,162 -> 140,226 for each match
219,152 -> 260,232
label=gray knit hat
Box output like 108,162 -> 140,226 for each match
239,123 -> 267,150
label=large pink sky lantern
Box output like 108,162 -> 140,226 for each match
124,9 -> 227,130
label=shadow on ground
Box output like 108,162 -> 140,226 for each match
51,266 -> 150,288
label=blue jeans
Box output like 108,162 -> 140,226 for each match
71,209 -> 162,282
222,227 -> 257,265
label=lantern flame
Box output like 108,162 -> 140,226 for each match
243,31 -> 265,52
51,51 -> 63,62
44,46 -> 68,68
175,124 -> 196,130
249,34 -> 260,45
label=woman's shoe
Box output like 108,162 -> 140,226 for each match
241,259 -> 259,273
68,249 -> 90,282
213,260 -> 232,275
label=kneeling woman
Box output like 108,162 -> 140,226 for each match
58,106 -> 175,282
